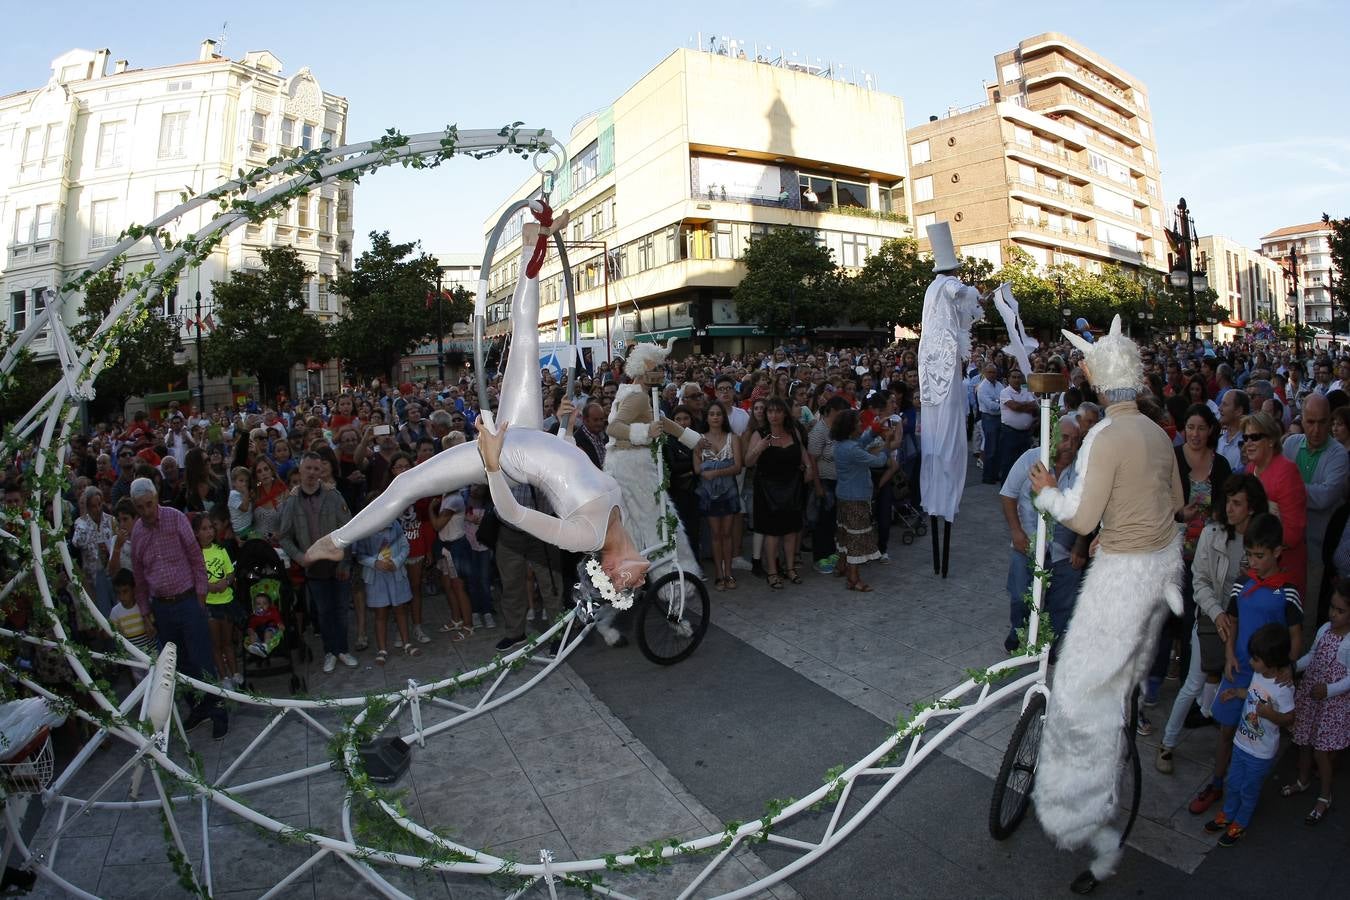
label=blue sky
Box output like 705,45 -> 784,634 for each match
5,0 -> 1348,256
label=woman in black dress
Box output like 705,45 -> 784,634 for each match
745,398 -> 814,589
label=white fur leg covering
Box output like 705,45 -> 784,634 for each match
595,606 -> 623,646
1033,535 -> 1182,852
1088,826 -> 1124,880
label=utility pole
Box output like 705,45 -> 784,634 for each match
1287,242 -> 1302,361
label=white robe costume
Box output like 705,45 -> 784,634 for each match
917,274 -> 982,522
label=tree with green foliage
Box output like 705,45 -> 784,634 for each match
733,227 -> 839,336
1324,212 -> 1350,338
202,247 -> 327,404
69,266 -> 185,419
0,326 -> 60,428
330,232 -> 452,384
847,238 -> 928,329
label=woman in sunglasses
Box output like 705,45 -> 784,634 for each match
1240,411 -> 1308,594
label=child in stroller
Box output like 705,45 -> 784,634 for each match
233,539 -> 306,695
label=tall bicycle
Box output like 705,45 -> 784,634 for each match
985,372 -> 1142,896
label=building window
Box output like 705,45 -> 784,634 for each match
799,175 -> 833,209
297,197 -> 312,228
32,288 -> 47,320
13,208 -> 33,244
1001,62 -> 1021,83
570,141 -> 599,192
318,197 -> 332,232
1013,126 -> 1032,147
158,112 -> 188,159
96,120 -> 126,168
280,117 -> 296,147
834,179 -> 869,209
154,190 -> 180,220
10,292 -> 27,331
165,80 -> 193,93
1088,151 -> 1109,176
714,223 -> 733,259
34,204 -> 54,241
22,123 -> 64,173
913,176 -> 934,203
910,140 -> 930,165
841,233 -> 870,268
301,123 -> 315,150
251,112 -> 268,143
90,199 -> 118,249
21,127 -> 43,170
916,212 -> 936,231
322,129 -> 335,149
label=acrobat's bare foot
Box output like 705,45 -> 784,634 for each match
303,534 -> 344,565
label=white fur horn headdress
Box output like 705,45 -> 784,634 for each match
623,339 -> 674,378
1063,315 -> 1141,392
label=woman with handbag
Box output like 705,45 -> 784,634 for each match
1157,473 -> 1268,773
697,401 -> 743,590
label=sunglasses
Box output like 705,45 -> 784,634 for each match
1239,433 -> 1267,445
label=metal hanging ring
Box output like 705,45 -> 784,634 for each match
532,146 -> 563,178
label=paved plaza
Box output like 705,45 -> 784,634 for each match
23,473 -> 1350,898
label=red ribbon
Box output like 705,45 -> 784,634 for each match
525,200 -> 553,279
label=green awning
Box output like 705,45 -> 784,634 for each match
635,327 -> 693,344
702,325 -> 803,337
143,390 -> 192,404
230,376 -> 256,387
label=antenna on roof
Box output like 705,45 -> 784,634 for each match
217,20 -> 229,52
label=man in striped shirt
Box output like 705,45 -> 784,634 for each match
129,478 -> 227,739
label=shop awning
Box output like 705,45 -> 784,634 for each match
700,325 -> 803,337
635,327 -> 693,344
143,390 -> 191,405
1221,320 -> 1247,328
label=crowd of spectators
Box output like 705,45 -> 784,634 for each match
2,334 -> 1348,799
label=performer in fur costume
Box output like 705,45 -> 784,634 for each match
565,342 -> 704,645
1028,314 -> 1185,890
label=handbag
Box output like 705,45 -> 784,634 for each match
696,457 -> 735,511
476,506 -> 501,550
1196,613 -> 1226,675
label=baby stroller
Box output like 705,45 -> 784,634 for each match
234,540 -> 307,696
891,432 -> 927,546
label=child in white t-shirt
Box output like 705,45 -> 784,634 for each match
227,466 -> 254,540
1204,622 -> 1296,846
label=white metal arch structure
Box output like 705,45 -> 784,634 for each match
0,124 -> 1053,900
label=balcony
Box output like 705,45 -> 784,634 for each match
1021,58 -> 1138,117
1010,216 -> 1152,268
1028,86 -> 1141,146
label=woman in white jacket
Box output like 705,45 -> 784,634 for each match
1157,473 -> 1269,771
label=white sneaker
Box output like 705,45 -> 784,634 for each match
483,612 -> 496,629
338,652 -> 359,668
414,625 -> 431,645
878,552 -> 891,564
731,557 -> 752,571
322,653 -> 337,674
393,638 -> 404,649
471,613 -> 484,629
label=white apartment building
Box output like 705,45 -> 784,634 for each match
1196,234 -> 1293,342
1260,221 -> 1338,328
481,45 -> 913,358
0,40 -> 354,408
398,252 -> 481,382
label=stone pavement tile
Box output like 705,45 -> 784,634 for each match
778,653 -> 875,701
1124,811 -> 1210,874
210,771 -> 312,827
417,767 -> 558,850
104,795 -> 202,868
213,883 -> 315,900
544,768 -> 701,859
313,853 -> 452,899
838,655 -> 964,705
26,833 -> 109,897
842,685 -> 903,725
487,826 -> 576,862
202,816 -> 319,893
775,621 -> 902,670
938,732 -> 1004,781
958,698 -> 1022,743
96,861 -> 184,899
34,798 -> 119,840
409,719 -> 522,787
513,724 -> 647,798
303,767 -> 350,836
489,678 -> 607,745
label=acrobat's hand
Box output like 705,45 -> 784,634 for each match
477,413 -> 507,473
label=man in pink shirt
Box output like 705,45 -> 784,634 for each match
130,478 -> 227,739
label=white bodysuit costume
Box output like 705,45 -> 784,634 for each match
327,210 -> 623,555
917,273 -> 982,522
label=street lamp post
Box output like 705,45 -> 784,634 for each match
434,267 -> 446,384
193,290 -> 207,412
1284,242 -> 1302,360
1168,198 -> 1207,346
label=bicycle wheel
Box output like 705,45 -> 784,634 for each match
988,690 -> 1047,840
635,570 -> 710,665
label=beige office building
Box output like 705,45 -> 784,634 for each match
1260,221 -> 1338,327
907,33 -> 1167,275
481,45 -> 913,358
1196,235 -> 1293,341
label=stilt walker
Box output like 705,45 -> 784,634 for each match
917,222 -> 984,576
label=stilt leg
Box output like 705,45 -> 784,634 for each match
941,520 -> 952,579
930,516 -> 941,574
